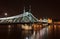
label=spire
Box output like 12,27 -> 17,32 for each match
29,5 -> 31,13
23,6 -> 25,13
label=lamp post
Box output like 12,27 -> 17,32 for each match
4,13 -> 11,34
4,13 -> 7,17
4,13 -> 8,23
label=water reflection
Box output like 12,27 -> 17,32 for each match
29,28 -> 45,39
0,24 -> 60,39
21,25 -> 60,39
8,25 -> 11,33
21,26 -> 48,39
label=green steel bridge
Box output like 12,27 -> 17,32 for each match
0,12 -> 39,24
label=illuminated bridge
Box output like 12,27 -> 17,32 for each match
0,12 -> 39,24
0,9 -> 41,30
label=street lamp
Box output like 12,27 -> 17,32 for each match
4,13 -> 8,23
4,13 -> 7,17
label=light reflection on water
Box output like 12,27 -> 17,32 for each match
21,25 -> 59,39
30,27 -> 48,39
0,24 -> 60,39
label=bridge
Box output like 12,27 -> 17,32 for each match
0,12 -> 39,24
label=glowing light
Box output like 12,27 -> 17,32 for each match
39,18 -> 42,22
48,18 -> 52,23
8,25 -> 11,28
40,25 -> 42,29
54,25 -> 56,30
8,25 -> 11,32
21,24 -> 32,30
42,18 -> 48,22
4,13 -> 7,16
26,37 -> 28,39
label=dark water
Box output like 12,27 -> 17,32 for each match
0,24 -> 60,39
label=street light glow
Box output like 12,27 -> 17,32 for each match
4,13 -> 7,16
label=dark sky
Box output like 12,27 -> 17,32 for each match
0,0 -> 60,19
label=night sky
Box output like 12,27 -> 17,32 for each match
0,0 -> 60,19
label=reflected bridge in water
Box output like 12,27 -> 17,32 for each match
0,24 -> 60,39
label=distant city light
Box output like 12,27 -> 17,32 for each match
48,18 -> 52,23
